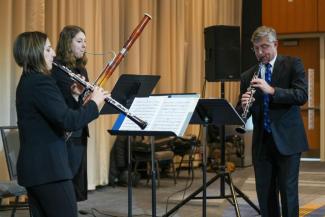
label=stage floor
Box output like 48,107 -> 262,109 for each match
1,161 -> 325,217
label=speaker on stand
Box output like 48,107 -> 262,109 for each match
204,25 -> 240,82
163,24 -> 260,217
203,25 -> 260,216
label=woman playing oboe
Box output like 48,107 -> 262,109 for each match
14,31 -> 108,217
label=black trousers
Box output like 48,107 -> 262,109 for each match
27,180 -> 77,217
67,137 -> 88,201
254,131 -> 301,217
72,149 -> 88,201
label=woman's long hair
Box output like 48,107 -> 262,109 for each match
55,25 -> 87,69
13,31 -> 49,75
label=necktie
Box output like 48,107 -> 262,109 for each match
263,63 -> 272,133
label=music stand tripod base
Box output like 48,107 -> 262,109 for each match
163,99 -> 260,217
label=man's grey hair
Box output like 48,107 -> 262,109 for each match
251,26 -> 277,44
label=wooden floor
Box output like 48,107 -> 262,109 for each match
1,161 -> 325,217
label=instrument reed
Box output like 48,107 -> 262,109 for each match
53,62 -> 148,130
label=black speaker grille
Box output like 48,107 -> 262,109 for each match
204,25 -> 240,82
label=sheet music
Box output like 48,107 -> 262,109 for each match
113,95 -> 199,136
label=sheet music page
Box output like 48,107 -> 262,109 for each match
115,96 -> 165,130
150,97 -> 198,135
116,95 -> 199,136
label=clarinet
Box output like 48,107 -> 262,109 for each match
235,62 -> 263,134
53,62 -> 148,130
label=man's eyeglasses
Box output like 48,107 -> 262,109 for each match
251,43 -> 274,53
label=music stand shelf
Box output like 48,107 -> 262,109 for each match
108,130 -> 176,137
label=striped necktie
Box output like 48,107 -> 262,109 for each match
263,63 -> 272,133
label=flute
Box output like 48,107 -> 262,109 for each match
53,62 -> 148,130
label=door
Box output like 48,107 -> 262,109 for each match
278,38 -> 320,158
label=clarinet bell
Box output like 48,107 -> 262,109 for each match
235,125 -> 246,134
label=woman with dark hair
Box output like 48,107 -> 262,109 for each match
14,31 -> 108,217
51,25 -> 90,201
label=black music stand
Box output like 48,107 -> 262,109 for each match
100,74 -> 160,114
108,95 -> 199,217
108,130 -> 175,217
102,74 -> 159,216
163,98 -> 260,217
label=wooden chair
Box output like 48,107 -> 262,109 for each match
170,135 -> 198,177
132,136 -> 176,187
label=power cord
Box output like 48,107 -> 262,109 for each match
164,144 -> 197,216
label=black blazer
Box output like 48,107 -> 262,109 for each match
51,61 -> 89,113
16,70 -> 99,187
51,62 -> 89,174
239,55 -> 309,160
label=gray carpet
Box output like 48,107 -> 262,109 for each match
1,161 -> 325,217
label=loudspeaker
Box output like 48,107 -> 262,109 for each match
241,0 -> 262,71
204,25 -> 240,82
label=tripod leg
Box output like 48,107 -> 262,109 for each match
232,184 -> 261,214
225,173 -> 241,217
162,174 -> 221,217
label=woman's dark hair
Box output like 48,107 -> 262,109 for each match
55,25 -> 87,68
13,31 -> 49,74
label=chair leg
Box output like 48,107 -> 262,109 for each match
29,205 -> 33,217
146,161 -> 151,185
171,159 -> 177,185
189,154 -> 193,176
177,155 -> 184,177
188,152 -> 193,176
11,196 -> 19,217
133,161 -> 139,173
188,146 -> 197,176
156,160 -> 160,187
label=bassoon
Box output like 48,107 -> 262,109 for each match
94,13 -> 152,87
79,13 -> 152,129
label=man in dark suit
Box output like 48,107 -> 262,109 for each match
238,26 -> 309,217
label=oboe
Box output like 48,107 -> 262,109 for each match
235,62 -> 263,134
53,62 -> 148,130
